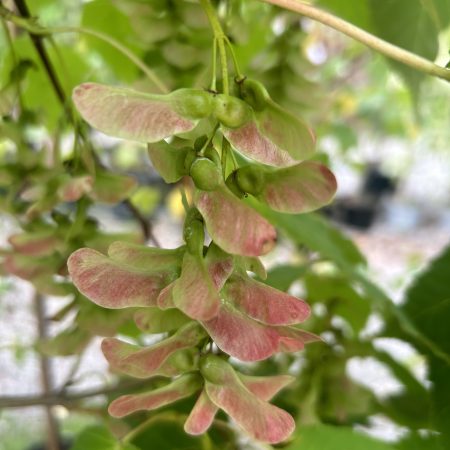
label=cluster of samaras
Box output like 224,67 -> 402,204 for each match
68,78 -> 337,443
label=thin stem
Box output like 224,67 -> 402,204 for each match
224,36 -> 244,80
1,18 -> 24,111
218,37 -> 229,94
32,291 -> 61,450
221,137 -> 228,177
211,37 -> 218,91
64,26 -> 169,93
47,35 -> 72,94
260,0 -> 450,82
200,0 -> 229,94
0,379 -> 149,409
180,184 -> 190,213
0,5 -> 169,92
123,198 -> 161,247
199,123 -> 220,156
12,0 -> 70,122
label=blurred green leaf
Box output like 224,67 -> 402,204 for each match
130,414 -> 213,450
401,244 -> 450,446
250,202 -> 366,269
130,186 -> 161,215
71,424 -> 138,450
286,424 -> 396,450
368,0 -> 440,99
305,273 -> 370,333
265,264 -> 307,291
395,432 -> 442,450
317,0 -> 373,30
81,0 -> 140,81
402,244 -> 450,357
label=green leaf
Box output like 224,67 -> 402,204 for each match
305,273 -> 370,333
130,414 -> 212,450
402,244 -> 450,356
81,0 -> 139,81
371,348 -> 431,429
401,244 -> 450,443
71,424 -> 138,450
422,0 -> 450,30
395,432 -> 442,450
318,0 -> 443,98
286,424 -> 396,450
368,0 -> 440,98
265,264 -> 307,291
250,202 -> 366,268
317,0 -> 373,30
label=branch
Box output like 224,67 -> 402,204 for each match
12,0 -> 71,120
261,0 -> 450,82
123,198 -> 161,247
0,379 -> 148,409
32,290 -> 61,450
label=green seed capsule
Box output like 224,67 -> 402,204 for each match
213,94 -> 252,129
235,165 -> 266,195
239,78 -> 270,111
172,348 -> 197,372
200,354 -> 230,385
190,157 -> 222,191
170,89 -> 214,119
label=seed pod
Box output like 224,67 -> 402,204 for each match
239,78 -> 270,111
200,354 -> 230,385
235,165 -> 266,195
213,94 -> 252,129
172,348 -> 199,372
190,157 -> 222,191
170,88 -> 214,119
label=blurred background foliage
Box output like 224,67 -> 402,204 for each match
0,1 -> 449,449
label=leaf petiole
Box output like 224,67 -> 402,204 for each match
200,0 -> 229,95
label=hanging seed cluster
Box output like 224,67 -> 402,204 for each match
68,76 -> 337,444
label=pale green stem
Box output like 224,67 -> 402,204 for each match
211,37 -> 218,90
224,36 -> 244,80
200,0 -> 229,94
1,18 -> 24,110
180,185 -> 190,213
260,0 -> 450,82
0,6 -> 169,92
